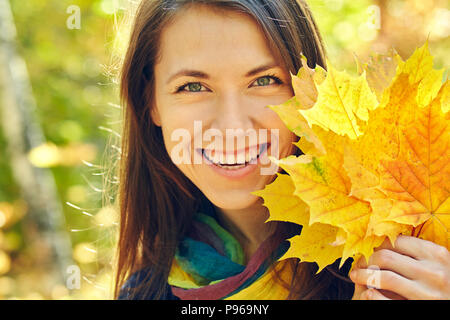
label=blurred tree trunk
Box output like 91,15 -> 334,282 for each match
0,0 -> 74,285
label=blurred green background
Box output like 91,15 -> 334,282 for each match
0,0 -> 448,299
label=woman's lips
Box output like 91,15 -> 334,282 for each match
195,143 -> 271,180
200,143 -> 268,165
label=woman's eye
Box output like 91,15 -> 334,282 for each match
252,75 -> 282,87
177,82 -> 205,93
256,77 -> 272,86
176,75 -> 283,93
186,83 -> 203,92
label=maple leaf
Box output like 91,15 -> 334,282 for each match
299,62 -> 379,140
267,56 -> 326,157
291,55 -> 327,110
268,98 -> 326,157
376,81 -> 450,248
282,222 -> 343,273
273,145 -> 384,265
355,48 -> 399,101
441,81 -> 449,113
350,43 -> 449,247
252,169 -> 344,272
252,173 -> 309,226
256,42 -> 449,272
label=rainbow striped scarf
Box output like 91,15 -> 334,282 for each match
168,212 -> 295,300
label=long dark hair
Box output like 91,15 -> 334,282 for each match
115,0 -> 354,300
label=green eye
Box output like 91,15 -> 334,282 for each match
256,77 -> 271,86
176,82 -> 204,93
176,75 -> 282,94
187,83 -> 202,92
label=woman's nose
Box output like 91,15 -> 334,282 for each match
211,92 -> 254,133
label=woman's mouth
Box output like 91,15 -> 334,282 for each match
195,143 -> 270,179
202,143 -> 268,168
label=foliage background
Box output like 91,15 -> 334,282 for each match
0,0 -> 448,299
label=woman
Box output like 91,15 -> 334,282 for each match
115,0 -> 450,300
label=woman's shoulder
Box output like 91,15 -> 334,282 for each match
118,268 -> 179,300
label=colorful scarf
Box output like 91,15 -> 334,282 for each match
168,212 -> 295,300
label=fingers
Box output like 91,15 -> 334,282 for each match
360,288 -> 391,300
350,236 -> 450,300
352,278 -> 406,300
391,235 -> 449,261
355,236 -> 449,281
349,268 -> 419,299
368,248 -> 419,280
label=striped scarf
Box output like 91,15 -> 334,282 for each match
168,212 -> 295,300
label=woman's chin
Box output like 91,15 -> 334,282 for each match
204,191 -> 262,211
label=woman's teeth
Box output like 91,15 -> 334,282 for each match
202,143 -> 268,169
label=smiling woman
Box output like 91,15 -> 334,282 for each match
115,0 -> 354,300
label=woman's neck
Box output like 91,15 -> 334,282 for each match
214,198 -> 276,263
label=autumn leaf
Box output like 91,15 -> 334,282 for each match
251,173 -> 309,226
342,147 -> 412,245
350,44 -> 450,245
282,222 -> 343,273
252,168 -> 344,272
256,42 -> 449,272
441,81 -> 449,113
267,56 -> 327,157
377,83 -> 450,247
291,55 -> 327,109
355,48 -> 399,101
299,62 -> 379,140
268,99 -> 326,157
273,151 -> 384,265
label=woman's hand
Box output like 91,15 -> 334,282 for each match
350,235 -> 450,300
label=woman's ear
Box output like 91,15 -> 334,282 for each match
150,107 -> 162,127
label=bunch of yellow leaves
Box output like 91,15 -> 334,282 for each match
252,42 -> 449,272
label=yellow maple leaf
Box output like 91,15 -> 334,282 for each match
398,41 -> 440,86
256,42 -> 449,273
348,44 -> 450,248
418,198 -> 450,249
273,152 -> 383,264
377,82 -> 450,246
252,167 -> 344,272
291,55 -> 327,109
299,62 -> 379,140
267,56 -> 327,157
251,173 -> 309,226
282,222 -> 343,273
268,99 -> 326,157
355,48 -> 400,101
342,147 -> 412,245
440,80 -> 449,113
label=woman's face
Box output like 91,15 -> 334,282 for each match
153,5 -> 297,210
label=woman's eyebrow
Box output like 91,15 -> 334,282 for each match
166,63 -> 280,85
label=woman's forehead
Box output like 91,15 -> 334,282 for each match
156,5 -> 282,74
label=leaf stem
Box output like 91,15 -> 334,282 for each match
412,223 -> 425,237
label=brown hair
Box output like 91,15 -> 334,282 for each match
114,0 -> 353,300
